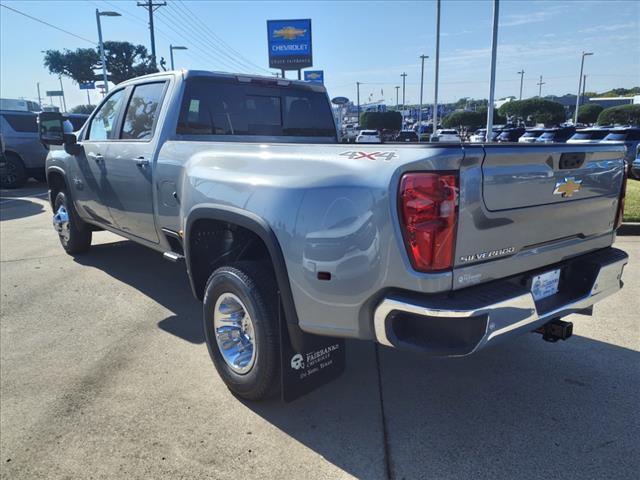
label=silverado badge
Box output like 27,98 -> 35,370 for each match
553,177 -> 582,198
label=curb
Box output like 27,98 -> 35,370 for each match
618,222 -> 640,236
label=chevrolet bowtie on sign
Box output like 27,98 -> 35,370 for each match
553,177 -> 583,198
267,19 -> 313,70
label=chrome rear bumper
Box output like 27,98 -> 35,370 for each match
374,248 -> 628,356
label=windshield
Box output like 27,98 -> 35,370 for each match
361,130 -> 378,136
571,130 -> 608,140
440,130 -> 457,135
522,131 -> 542,138
538,132 -> 556,140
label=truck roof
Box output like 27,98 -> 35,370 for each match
119,69 -> 327,93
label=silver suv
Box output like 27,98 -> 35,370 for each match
0,110 -> 48,188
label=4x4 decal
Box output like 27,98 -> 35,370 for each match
339,151 -> 398,161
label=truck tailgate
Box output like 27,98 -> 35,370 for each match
453,144 -> 625,289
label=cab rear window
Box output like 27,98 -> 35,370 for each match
177,77 -> 336,138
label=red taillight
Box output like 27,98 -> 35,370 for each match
399,172 -> 459,271
615,167 -> 627,229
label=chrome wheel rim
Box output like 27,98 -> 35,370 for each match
53,204 -> 71,242
213,293 -> 256,374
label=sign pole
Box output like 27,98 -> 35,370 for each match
86,90 -> 91,106
297,70 -> 301,80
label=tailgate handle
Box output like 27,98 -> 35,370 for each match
559,152 -> 585,170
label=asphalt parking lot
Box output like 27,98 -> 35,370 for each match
1,183 -> 639,480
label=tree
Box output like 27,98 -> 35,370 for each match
359,111 -> 402,131
499,98 -> 565,126
43,42 -> 157,87
103,41 -> 156,85
70,104 -> 95,114
577,104 -> 604,124
44,48 -> 99,84
442,110 -> 484,129
597,104 -> 640,126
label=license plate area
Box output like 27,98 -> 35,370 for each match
530,268 -> 561,301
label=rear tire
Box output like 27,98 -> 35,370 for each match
0,152 -> 28,189
203,262 -> 280,401
53,190 -> 92,254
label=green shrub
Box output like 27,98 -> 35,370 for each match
498,98 -> 566,126
597,104 -> 640,126
70,104 -> 95,114
442,111 -> 484,129
577,103 -> 604,124
359,111 -> 402,130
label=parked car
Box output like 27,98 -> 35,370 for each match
601,127 -> 640,180
567,127 -> 611,144
433,129 -> 461,142
469,128 -> 502,142
355,129 -> 382,143
535,126 -> 576,143
497,127 -> 526,142
631,144 -> 640,180
516,128 -> 543,143
39,70 -> 628,401
0,110 -> 48,187
395,130 -> 419,142
66,113 -> 90,132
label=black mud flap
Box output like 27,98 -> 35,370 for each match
279,298 -> 345,402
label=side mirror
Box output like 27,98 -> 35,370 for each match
38,111 -> 65,145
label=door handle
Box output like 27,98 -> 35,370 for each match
135,157 -> 150,168
88,152 -> 104,164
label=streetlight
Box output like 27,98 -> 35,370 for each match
395,86 -> 400,110
418,55 -> 429,142
574,51 -> 593,124
517,69 -> 525,100
95,9 -> 121,94
170,45 -> 188,70
401,72 -> 407,127
431,0 -> 441,141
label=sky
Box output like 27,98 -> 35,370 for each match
0,0 -> 638,109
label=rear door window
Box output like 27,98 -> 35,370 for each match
121,82 -> 166,140
177,77 -> 335,138
1,113 -> 37,132
88,89 -> 125,141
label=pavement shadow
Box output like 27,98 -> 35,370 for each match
377,334 -> 640,480
73,240 -> 204,344
0,198 -> 45,221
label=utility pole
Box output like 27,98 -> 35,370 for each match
517,69 -> 525,100
137,0 -> 166,69
418,55 -> 429,142
395,86 -> 400,110
356,82 -> 361,124
537,75 -> 545,97
36,82 -> 42,109
485,0 -> 499,143
432,0 -> 441,140
59,76 -> 67,112
401,72 -> 407,127
574,51 -> 593,124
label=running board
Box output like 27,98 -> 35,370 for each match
162,251 -> 184,263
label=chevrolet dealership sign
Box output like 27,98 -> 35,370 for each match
267,19 -> 313,70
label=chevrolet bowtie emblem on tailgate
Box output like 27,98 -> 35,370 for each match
553,177 -> 582,198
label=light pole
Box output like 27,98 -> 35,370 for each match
537,75 -> 545,97
395,86 -> 400,110
581,74 -> 587,106
169,45 -> 188,70
58,76 -> 67,112
485,0 -> 499,142
431,0 -> 441,140
95,9 -> 121,94
517,69 -> 524,100
401,72 -> 407,127
574,51 -> 593,124
418,55 -> 429,142
356,82 -> 361,124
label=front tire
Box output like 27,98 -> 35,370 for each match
0,153 -> 28,189
53,190 -> 92,254
203,262 -> 280,401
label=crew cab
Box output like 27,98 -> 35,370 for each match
39,70 -> 628,401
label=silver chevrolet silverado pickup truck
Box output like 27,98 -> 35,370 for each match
39,70 -> 629,400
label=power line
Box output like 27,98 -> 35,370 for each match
167,1 -> 261,73
174,0 -> 269,74
0,3 -> 96,45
